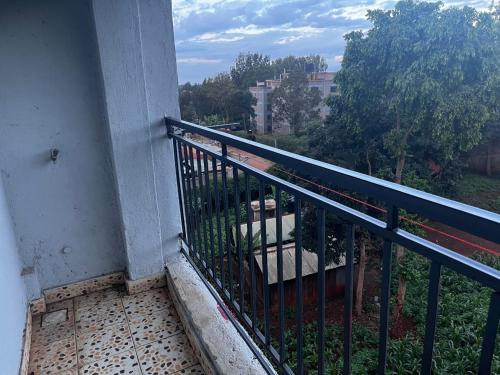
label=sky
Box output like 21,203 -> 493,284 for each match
172,0 -> 492,83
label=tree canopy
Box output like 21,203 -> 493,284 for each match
230,53 -> 328,89
180,53 -> 330,127
179,73 -> 256,125
272,71 -> 322,135
310,0 -> 500,189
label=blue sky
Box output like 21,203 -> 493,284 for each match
172,0 -> 492,83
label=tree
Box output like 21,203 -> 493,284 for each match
272,71 -> 322,135
179,74 -> 256,125
310,0 -> 499,316
272,55 -> 328,76
230,53 -> 329,89
230,53 -> 274,89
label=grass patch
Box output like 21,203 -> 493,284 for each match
455,172 -> 500,213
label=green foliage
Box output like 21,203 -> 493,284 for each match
310,0 -> 499,188
391,252 -> 500,374
282,252 -> 500,374
178,74 -> 256,125
284,322 -> 378,374
272,71 -> 322,135
230,53 -> 274,89
272,55 -> 328,76
301,203 -> 345,265
454,172 -> 500,213
230,53 -> 328,90
181,53 -> 330,128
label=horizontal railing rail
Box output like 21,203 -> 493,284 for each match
166,117 -> 500,244
165,116 -> 500,375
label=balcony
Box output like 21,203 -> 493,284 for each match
165,118 -> 500,375
1,1 -> 499,375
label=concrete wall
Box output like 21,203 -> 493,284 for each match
0,179 -> 28,375
0,0 -> 126,293
93,0 -> 182,280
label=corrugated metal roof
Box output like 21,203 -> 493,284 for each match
235,213 -> 346,284
254,244 -> 346,284
237,214 -> 295,248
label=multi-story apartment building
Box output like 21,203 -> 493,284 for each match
249,71 -> 337,134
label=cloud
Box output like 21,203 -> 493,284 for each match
189,33 -> 245,43
177,58 -> 224,64
173,0 -> 492,83
334,55 -> 343,63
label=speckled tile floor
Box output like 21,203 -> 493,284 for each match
28,286 -> 204,375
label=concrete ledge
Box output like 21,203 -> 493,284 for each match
166,254 -> 275,375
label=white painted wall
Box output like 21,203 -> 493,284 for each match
0,0 -> 181,299
93,0 -> 182,280
0,0 -> 126,294
0,179 -> 27,375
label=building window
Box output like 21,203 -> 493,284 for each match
267,114 -> 272,121
267,104 -> 272,111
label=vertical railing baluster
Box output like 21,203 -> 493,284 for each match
344,223 -> 355,375
295,198 -> 304,375
420,261 -> 442,375
317,207 -> 326,375
178,141 -> 192,246
233,166 -> 245,313
478,292 -> 500,374
182,143 -> 195,255
203,153 -> 216,278
246,173 -> 257,330
172,137 -> 186,241
378,205 -> 398,375
167,120 -> 500,375
188,146 -> 201,258
212,156 -> 224,287
276,188 -> 286,367
196,149 -> 209,267
221,144 -> 234,301
259,180 -> 271,346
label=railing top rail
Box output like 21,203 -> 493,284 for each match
166,117 -> 500,244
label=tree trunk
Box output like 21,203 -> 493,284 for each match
486,141 -> 492,176
365,151 -> 372,176
395,155 -> 405,184
393,245 -> 407,318
393,155 -> 406,318
355,240 -> 367,316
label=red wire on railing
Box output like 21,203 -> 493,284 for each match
272,167 -> 500,257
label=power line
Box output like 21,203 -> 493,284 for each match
273,166 -> 500,257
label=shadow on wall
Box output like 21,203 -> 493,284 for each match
0,177 -> 28,375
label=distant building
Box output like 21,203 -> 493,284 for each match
249,72 -> 338,134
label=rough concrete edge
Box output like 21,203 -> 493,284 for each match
43,271 -> 125,304
165,254 -> 276,375
19,307 -> 32,375
29,297 -> 46,315
166,268 -> 218,375
125,271 -> 167,295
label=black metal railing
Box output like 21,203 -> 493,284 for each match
166,117 -> 500,375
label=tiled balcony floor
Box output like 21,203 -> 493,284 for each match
28,286 -> 204,375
